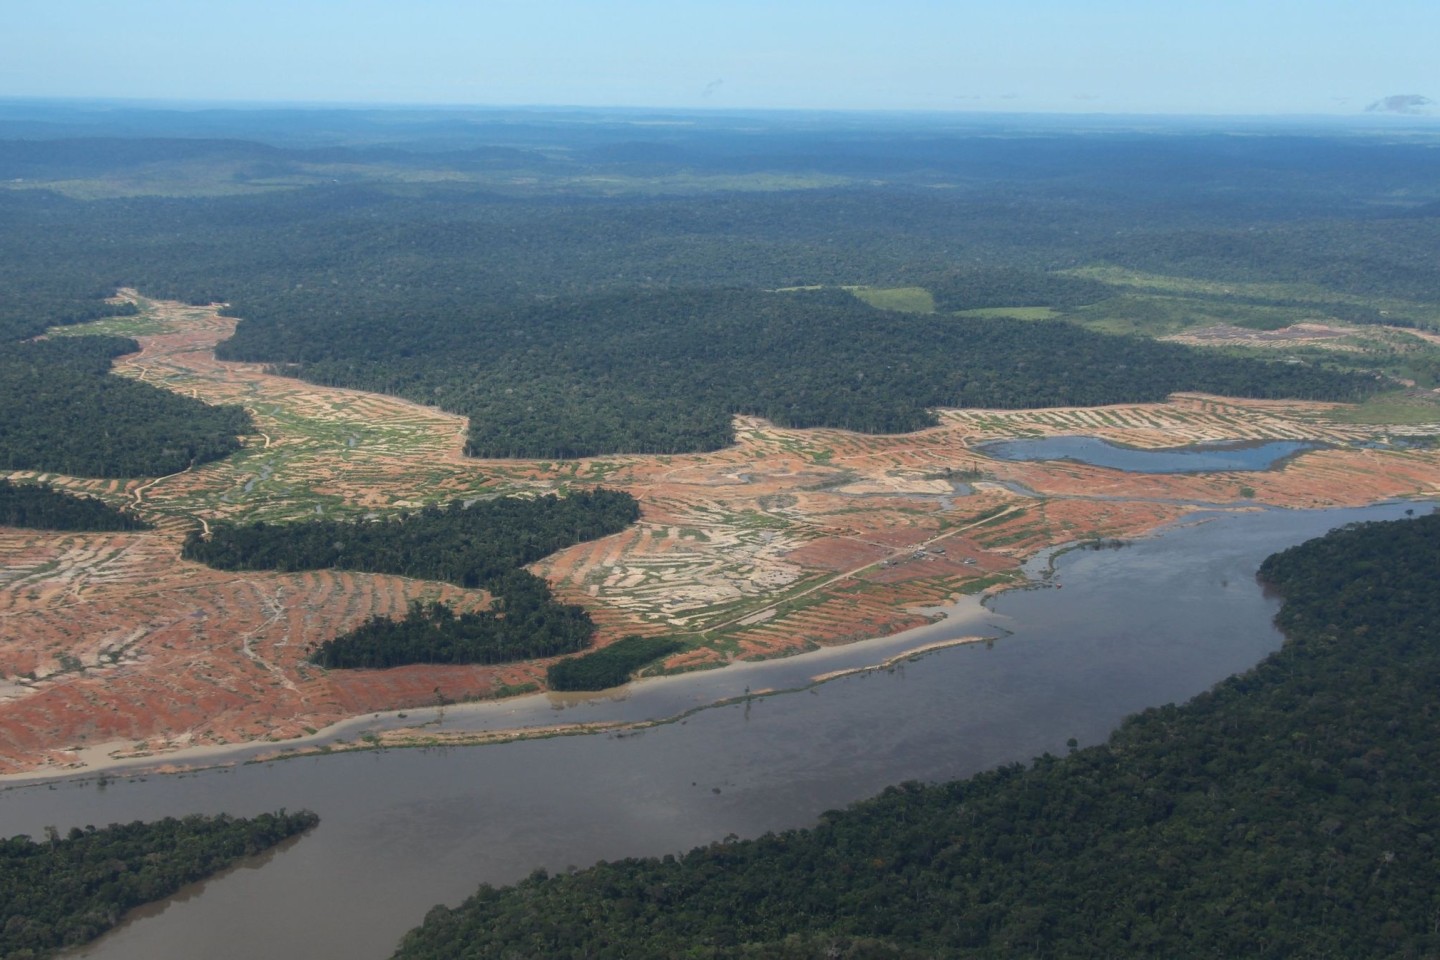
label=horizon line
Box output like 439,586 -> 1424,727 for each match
1,94 -> 1437,124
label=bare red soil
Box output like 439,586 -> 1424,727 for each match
2,297 -> 1436,775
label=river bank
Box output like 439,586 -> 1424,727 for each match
0,501 -> 1424,960
7,296 -> 1435,777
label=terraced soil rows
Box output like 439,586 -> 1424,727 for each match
3,294 -> 1438,774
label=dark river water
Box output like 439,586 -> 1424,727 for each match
978,436 -> 1322,472
0,501 -> 1423,960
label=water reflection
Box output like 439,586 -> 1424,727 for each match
978,436 -> 1323,472
0,501 -> 1424,960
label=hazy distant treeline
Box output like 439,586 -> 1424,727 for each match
2,121 -> 1437,472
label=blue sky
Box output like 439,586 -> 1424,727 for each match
5,0 -> 1436,114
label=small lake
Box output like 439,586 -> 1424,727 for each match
0,501 -> 1424,960
977,436 -> 1322,473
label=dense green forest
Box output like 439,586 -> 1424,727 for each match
0,809 -> 319,959
182,489 -> 638,586
311,586 -> 594,669
0,479 -> 149,531
389,511 -> 1440,959
0,336 -> 253,477
1105,218 -> 1440,307
222,287 -> 1377,458
184,490 -> 639,668
927,268 -> 1115,313
1,122 -> 1433,318
4,115 -> 1439,466
4,104 -> 1440,960
546,635 -> 686,691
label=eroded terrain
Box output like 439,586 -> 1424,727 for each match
2,295 -> 1438,774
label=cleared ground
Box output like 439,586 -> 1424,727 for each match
2,294 -> 1438,774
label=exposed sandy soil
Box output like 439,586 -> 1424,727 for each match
2,294 -> 1437,775
1164,321 -> 1440,357
1164,322 -> 1358,349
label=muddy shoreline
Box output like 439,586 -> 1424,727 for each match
6,500 -> 1427,960
4,294 -> 1438,778
0,622 -> 1001,787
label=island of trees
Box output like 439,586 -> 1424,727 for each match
389,511 -> 1440,958
310,584 -> 594,669
183,490 -> 641,669
0,479 -> 150,531
546,635 -> 685,692
0,809 -> 319,959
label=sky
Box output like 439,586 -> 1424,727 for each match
5,0 -> 1436,115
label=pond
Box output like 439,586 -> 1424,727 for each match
976,436 -> 1322,473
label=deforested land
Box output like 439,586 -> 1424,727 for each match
3,107 -> 1440,772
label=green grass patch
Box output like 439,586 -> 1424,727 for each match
965,504 -> 1024,528
1324,391 -> 1440,425
953,306 -> 1058,321
1064,265 -> 1335,301
44,312 -> 172,340
1072,294 -> 1310,337
1065,266 -> 1440,332
490,681 -> 540,698
728,509 -> 792,530
845,286 -> 936,314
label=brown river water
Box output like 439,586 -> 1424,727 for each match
0,501 -> 1424,960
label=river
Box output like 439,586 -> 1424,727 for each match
0,500 -> 1423,960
